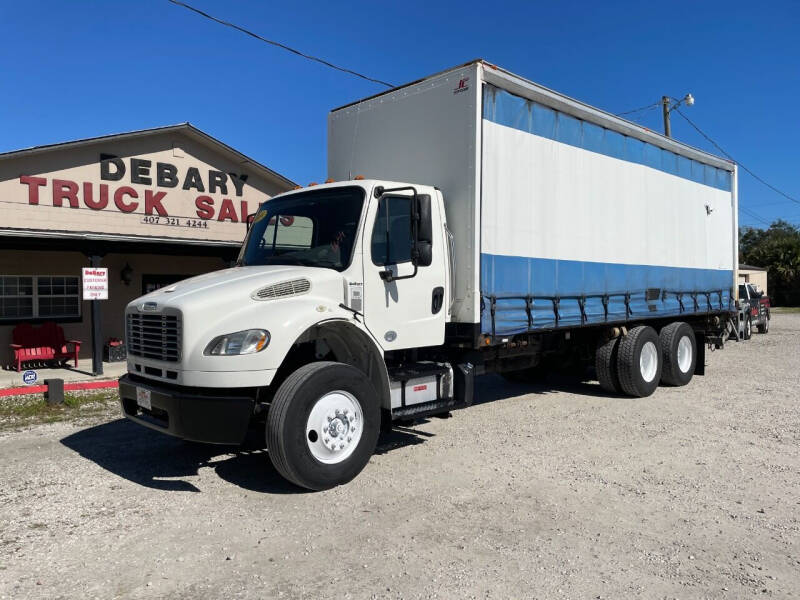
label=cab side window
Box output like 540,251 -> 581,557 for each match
371,196 -> 412,266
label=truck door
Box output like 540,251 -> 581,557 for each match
362,190 -> 447,351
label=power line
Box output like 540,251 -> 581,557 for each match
165,0 -> 395,88
616,102 -> 660,117
673,107 -> 800,207
739,205 -> 771,226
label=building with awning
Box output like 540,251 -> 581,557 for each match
0,124 -> 294,371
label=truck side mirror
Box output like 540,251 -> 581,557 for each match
415,241 -> 433,267
414,194 -> 433,267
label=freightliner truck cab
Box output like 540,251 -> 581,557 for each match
119,180 -> 459,490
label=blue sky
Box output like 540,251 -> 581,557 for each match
2,1 -> 798,228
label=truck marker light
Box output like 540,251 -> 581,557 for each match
325,178 -> 335,183
354,175 -> 365,180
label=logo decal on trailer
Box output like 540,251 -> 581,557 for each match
453,77 -> 470,94
413,385 -> 427,392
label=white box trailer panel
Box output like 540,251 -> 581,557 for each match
480,84 -> 736,335
329,61 -> 737,334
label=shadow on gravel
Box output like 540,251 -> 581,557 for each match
60,417 -> 433,494
473,373 -> 623,405
60,419 -> 302,494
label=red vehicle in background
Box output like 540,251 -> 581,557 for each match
736,283 -> 771,339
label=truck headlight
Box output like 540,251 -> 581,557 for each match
204,329 -> 270,356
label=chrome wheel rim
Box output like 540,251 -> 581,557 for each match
745,319 -> 751,337
677,335 -> 693,373
640,341 -> 658,383
306,391 -> 363,464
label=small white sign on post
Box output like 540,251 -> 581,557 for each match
82,267 -> 109,300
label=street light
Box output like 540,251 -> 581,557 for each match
661,93 -> 694,138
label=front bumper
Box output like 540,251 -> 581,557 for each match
118,374 -> 255,445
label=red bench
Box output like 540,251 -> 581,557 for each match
10,322 -> 81,371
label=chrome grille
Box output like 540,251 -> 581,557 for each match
253,278 -> 311,300
127,312 -> 181,362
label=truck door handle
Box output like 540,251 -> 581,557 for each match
432,287 -> 444,314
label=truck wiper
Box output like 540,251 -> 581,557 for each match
338,303 -> 363,323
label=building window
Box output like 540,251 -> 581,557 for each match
0,275 -> 81,322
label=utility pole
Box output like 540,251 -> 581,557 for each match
661,93 -> 693,138
662,96 -> 672,138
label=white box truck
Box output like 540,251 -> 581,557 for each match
120,60 -> 737,490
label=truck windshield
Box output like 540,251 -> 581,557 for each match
238,186 -> 364,271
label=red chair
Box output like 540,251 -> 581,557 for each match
10,322 -> 81,371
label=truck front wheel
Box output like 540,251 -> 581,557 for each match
266,361 -> 381,490
616,326 -> 662,398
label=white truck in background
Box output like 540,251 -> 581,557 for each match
119,61 -> 737,490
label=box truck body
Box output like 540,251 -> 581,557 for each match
329,61 -> 737,335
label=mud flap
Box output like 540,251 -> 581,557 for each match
694,332 -> 706,376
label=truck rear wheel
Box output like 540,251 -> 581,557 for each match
616,326 -> 662,398
659,322 -> 696,386
595,336 -> 622,394
757,316 -> 769,334
266,361 -> 381,491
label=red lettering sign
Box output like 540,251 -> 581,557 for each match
19,176 -> 47,205
83,182 -> 109,210
52,179 -> 79,208
217,198 -> 238,222
145,190 -> 168,216
114,186 -> 138,212
195,196 -> 214,219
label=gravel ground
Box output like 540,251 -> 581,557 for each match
1,314 -> 798,599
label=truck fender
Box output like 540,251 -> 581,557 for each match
278,318 -> 391,411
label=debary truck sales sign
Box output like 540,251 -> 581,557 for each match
0,133 -> 280,245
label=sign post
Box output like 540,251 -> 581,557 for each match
82,263 -> 108,375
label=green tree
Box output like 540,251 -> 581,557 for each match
739,220 -> 800,306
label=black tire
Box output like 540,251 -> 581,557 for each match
595,336 -> 622,394
757,316 -> 769,334
659,322 -> 696,386
266,361 -> 380,491
743,315 -> 752,340
616,326 -> 662,398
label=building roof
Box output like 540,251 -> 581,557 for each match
0,123 -> 296,188
739,264 -> 767,271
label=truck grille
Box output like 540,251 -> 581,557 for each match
127,312 -> 181,362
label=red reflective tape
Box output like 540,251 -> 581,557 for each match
0,385 -> 48,397
0,380 -> 118,397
